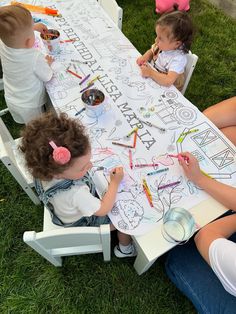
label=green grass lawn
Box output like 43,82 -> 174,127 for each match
0,0 -> 236,313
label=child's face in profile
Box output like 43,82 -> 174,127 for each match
57,150 -> 93,180
155,25 -> 181,51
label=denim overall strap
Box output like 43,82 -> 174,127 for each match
34,173 -> 97,227
34,178 -> 75,227
80,172 -> 96,196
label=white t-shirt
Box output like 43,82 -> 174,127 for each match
209,238 -> 236,297
0,40 -> 53,122
43,179 -> 101,224
153,49 -> 187,74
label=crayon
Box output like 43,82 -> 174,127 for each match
71,59 -> 88,64
79,74 -> 91,85
134,163 -> 159,168
44,33 -> 58,38
67,69 -> 82,79
126,127 -> 138,138
180,129 -> 199,136
88,75 -> 100,85
11,1 -> 59,16
168,154 -> 189,162
143,184 -> 154,207
129,149 -> 133,169
147,168 -> 169,176
158,181 -> 181,190
177,136 -> 185,143
112,142 -> 134,149
133,131 -> 138,148
80,83 -> 94,93
60,39 -> 76,43
200,169 -> 213,179
142,178 -> 152,200
138,118 -> 166,132
75,107 -> 85,116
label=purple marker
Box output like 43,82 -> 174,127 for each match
158,181 -> 181,190
80,82 -> 94,93
79,74 -> 91,86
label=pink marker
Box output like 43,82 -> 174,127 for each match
129,149 -> 133,169
168,154 -> 189,162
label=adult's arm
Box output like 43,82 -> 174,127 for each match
203,96 -> 236,129
194,214 -> 236,264
179,152 -> 236,210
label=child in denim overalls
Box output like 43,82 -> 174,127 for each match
20,112 -> 136,258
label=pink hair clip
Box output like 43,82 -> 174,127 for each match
49,141 -> 71,165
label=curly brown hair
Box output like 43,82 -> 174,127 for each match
20,112 -> 91,181
156,10 -> 194,53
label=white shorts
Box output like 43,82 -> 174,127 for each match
209,238 -> 236,297
7,103 -> 44,124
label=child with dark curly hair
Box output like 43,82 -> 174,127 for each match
20,112 -> 136,258
136,10 -> 194,90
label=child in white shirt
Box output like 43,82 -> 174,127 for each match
0,4 -> 53,123
136,10 -> 193,91
20,112 -> 136,258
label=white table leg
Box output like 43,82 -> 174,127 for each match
133,251 -> 157,275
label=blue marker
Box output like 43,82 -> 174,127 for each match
33,17 -> 42,23
75,107 -> 86,116
147,167 -> 169,176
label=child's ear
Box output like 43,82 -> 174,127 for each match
176,40 -> 182,49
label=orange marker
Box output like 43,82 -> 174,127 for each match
11,1 -> 59,16
133,131 -> 138,148
143,184 -> 154,207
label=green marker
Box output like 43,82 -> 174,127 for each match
180,129 -> 199,136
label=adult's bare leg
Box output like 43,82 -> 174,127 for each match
203,97 -> 236,145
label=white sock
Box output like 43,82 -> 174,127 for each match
119,243 -> 133,253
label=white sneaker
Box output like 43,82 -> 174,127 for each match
114,244 -> 137,258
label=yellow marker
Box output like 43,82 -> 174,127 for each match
88,75 -> 100,85
126,127 -> 138,138
200,169 -> 213,179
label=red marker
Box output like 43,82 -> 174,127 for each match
67,69 -> 82,79
60,39 -> 76,43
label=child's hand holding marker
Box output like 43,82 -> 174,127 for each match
110,167 -> 124,185
140,63 -> 154,78
178,152 -> 211,185
33,22 -> 48,34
